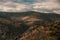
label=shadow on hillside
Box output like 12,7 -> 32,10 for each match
0,21 -> 30,40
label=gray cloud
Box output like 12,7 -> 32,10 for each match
0,2 -> 31,12
31,0 -> 60,13
0,0 -> 60,14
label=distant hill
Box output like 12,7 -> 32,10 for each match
0,11 -> 60,40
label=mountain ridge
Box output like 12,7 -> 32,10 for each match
0,11 -> 60,40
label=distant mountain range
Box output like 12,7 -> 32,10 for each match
0,11 -> 60,40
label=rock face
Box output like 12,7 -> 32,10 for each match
0,11 -> 60,40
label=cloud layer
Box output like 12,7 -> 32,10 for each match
0,0 -> 60,14
0,2 -> 31,12
32,0 -> 60,13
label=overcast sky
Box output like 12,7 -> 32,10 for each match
0,0 -> 60,14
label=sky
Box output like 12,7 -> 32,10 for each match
0,0 -> 60,14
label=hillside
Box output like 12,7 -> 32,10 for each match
0,11 -> 60,40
